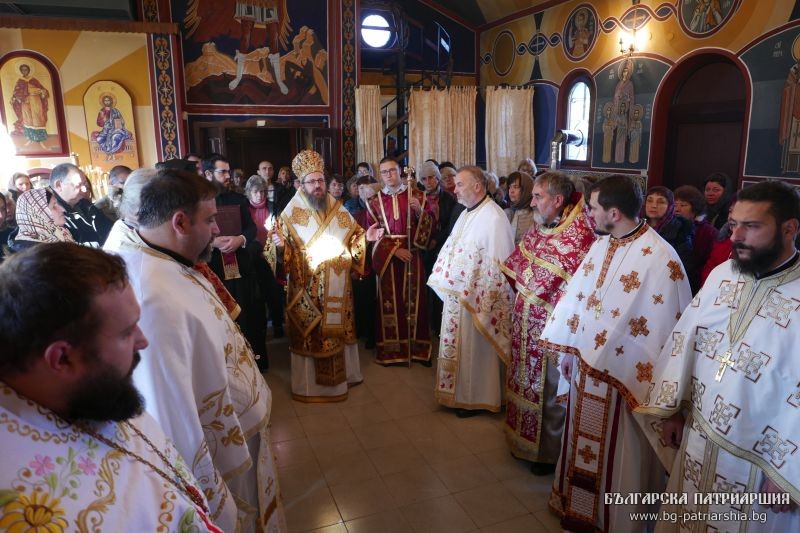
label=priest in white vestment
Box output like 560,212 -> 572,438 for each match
268,150 -> 384,402
0,243 -> 220,532
637,181 -> 800,532
115,170 -> 285,532
539,175 -> 692,532
428,165 -> 515,416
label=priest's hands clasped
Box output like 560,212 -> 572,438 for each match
213,235 -> 245,254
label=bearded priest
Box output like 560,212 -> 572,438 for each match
268,150 -> 384,402
637,180 -> 800,532
500,171 -> 596,475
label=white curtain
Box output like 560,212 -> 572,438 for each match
354,85 -> 383,172
408,86 -> 477,171
485,86 -> 535,177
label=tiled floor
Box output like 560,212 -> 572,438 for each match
264,336 -> 561,533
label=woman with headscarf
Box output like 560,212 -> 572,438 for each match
703,172 -> 734,230
8,188 -> 74,253
643,185 -> 693,271
504,171 -> 535,245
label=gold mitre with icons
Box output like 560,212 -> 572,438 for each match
292,150 -> 325,179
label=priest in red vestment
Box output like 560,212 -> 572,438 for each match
365,157 -> 436,364
500,172 -> 595,475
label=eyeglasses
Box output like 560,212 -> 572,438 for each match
213,169 -> 231,175
303,178 -> 326,186
380,168 -> 399,177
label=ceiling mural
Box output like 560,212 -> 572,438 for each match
678,0 -> 741,38
480,2 -> 696,77
563,4 -> 599,62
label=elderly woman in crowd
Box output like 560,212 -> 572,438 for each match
8,188 -> 74,253
643,185 -> 693,271
703,172 -> 734,229
503,171 -> 535,245
439,164 -> 456,194
245,175 -> 271,246
486,171 -> 508,208
674,184 -> 719,293
245,174 -> 285,345
517,158 -> 538,177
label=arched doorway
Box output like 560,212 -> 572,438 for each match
649,52 -> 749,190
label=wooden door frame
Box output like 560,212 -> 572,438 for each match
648,50 -> 751,187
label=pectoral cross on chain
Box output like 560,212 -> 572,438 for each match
714,350 -> 736,382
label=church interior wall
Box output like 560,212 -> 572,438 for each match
0,27 -> 157,173
160,0 -> 356,173
478,0 -> 800,188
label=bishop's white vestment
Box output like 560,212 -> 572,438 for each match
428,195 -> 515,412
0,382 -> 221,532
539,223 -> 692,532
116,230 -> 285,533
273,192 -> 366,402
636,257 -> 800,532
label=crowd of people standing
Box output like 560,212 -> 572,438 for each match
1,149 -> 798,532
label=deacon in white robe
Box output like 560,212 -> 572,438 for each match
539,175 -> 692,532
636,182 -> 800,532
428,166 -> 515,414
0,385 -> 221,532
268,150 -> 383,402
116,171 -> 285,533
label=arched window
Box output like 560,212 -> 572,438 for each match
564,79 -> 592,162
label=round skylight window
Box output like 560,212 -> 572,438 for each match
361,14 -> 391,48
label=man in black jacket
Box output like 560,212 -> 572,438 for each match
203,154 -> 269,368
51,163 -> 113,247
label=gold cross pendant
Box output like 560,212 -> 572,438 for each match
714,349 -> 736,382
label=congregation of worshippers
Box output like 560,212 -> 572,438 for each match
1,150 -> 799,533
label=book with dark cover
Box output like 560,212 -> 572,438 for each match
215,204 -> 242,236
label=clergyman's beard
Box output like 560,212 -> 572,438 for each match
533,208 -> 559,227
66,352 -> 144,422
306,191 -> 327,212
731,229 -> 783,276
198,240 -> 214,263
